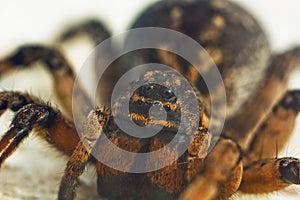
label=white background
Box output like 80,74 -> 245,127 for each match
0,1 -> 299,200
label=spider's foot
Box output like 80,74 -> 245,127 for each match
279,157 -> 300,185
0,91 -> 42,116
240,157 -> 300,194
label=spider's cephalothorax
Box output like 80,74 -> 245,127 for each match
93,70 -> 210,199
0,0 -> 300,200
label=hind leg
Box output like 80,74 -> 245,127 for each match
56,19 -> 120,106
225,47 -> 300,149
0,45 -> 91,121
245,90 -> 300,163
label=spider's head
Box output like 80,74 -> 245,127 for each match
112,70 -> 206,142
129,82 -> 181,129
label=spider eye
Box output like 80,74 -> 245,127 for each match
163,88 -> 172,95
144,83 -> 154,90
146,100 -> 152,105
169,97 -> 177,103
164,104 -> 171,111
154,101 -> 162,106
137,99 -> 143,105
163,88 -> 176,102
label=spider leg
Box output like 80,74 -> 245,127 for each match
57,19 -> 123,106
0,96 -> 79,168
181,47 -> 300,199
58,108 -> 110,200
225,47 -> 300,149
239,157 -> 300,194
0,91 -> 44,153
180,137 -> 242,200
235,90 -> 300,194
0,45 -> 91,121
245,90 -> 300,163
182,90 -> 300,199
0,91 -> 43,116
57,19 -> 111,45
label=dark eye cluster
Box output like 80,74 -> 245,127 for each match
129,82 -> 181,129
136,83 -> 177,111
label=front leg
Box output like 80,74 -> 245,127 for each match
58,107 -> 110,200
180,137 -> 242,200
0,95 -> 79,167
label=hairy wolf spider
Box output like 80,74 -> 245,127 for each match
0,0 -> 300,200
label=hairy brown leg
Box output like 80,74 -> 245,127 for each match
235,90 -> 300,194
57,19 -> 121,106
239,157 -> 300,194
181,89 -> 300,199
245,90 -> 300,163
0,91 -> 43,116
0,91 -> 44,152
0,45 -> 91,121
0,97 -> 79,168
180,137 -> 242,200
225,47 -> 300,150
58,19 -> 111,45
58,108 -> 109,200
181,47 -> 300,200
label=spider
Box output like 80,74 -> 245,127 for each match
0,0 -> 300,200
